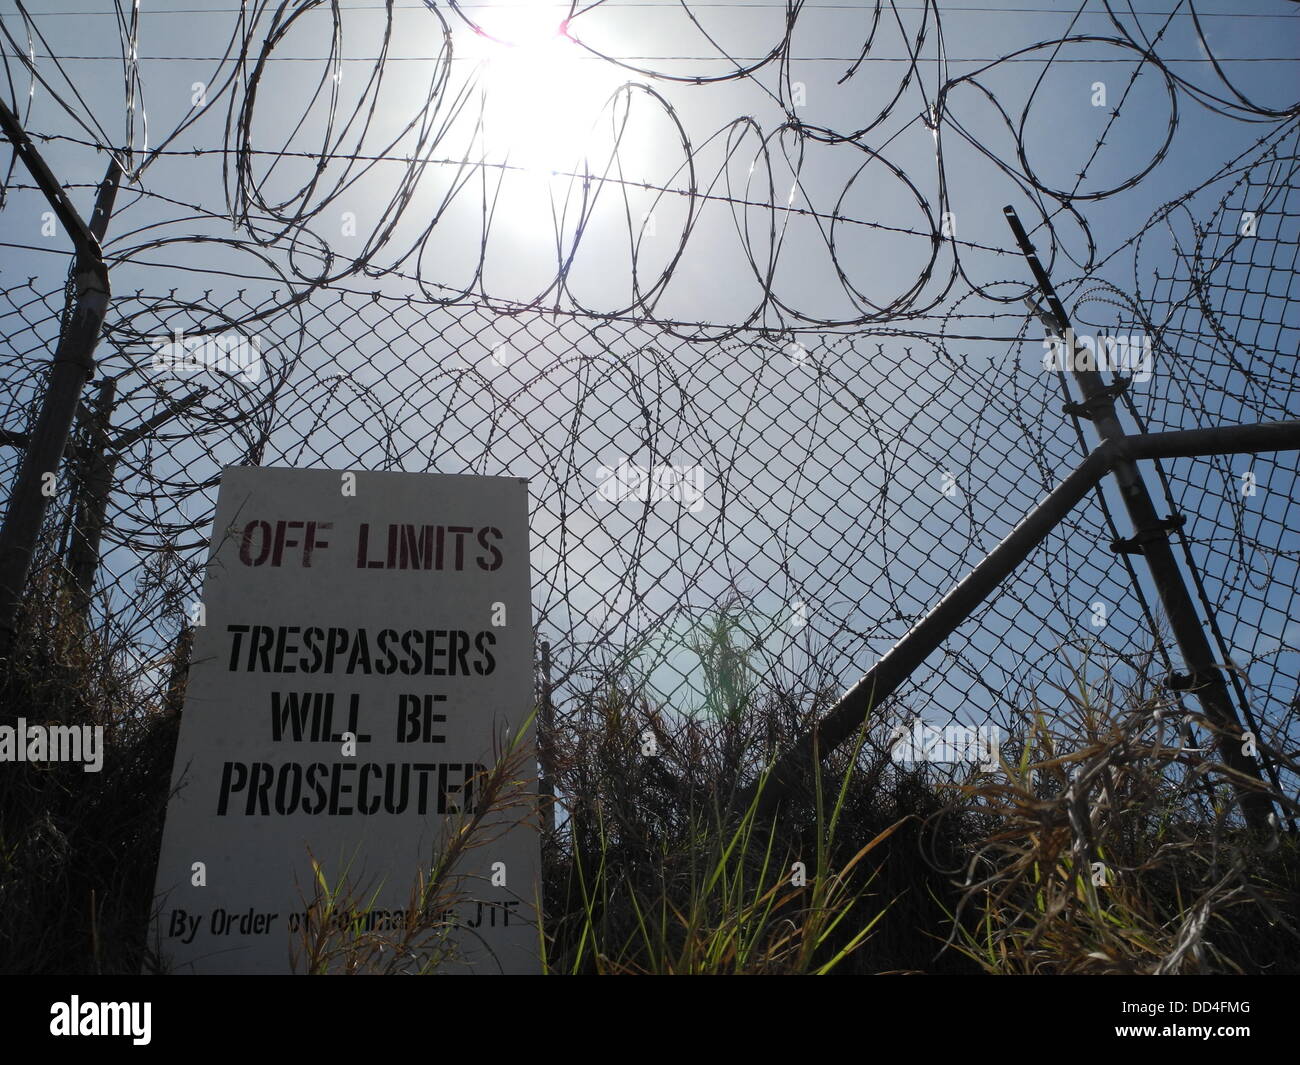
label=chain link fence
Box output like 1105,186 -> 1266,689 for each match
3,122 -> 1297,810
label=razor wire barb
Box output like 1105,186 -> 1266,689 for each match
1,0 -> 1298,828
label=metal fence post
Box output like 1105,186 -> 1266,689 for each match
1003,206 -> 1277,837
539,638 -> 557,833
0,100 -> 120,659
66,378 -> 117,615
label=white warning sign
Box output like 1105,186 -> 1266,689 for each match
150,467 -> 539,973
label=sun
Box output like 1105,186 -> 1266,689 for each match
459,7 -> 615,178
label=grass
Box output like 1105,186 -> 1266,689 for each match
546,731 -> 904,975
938,653 -> 1300,974
287,714 -> 539,975
0,562 -> 179,974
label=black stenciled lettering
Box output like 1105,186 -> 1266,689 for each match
425,629 -> 448,675
474,630 -> 496,675
217,761 -> 246,815
449,630 -> 471,675
275,762 -> 302,813
274,626 -> 300,673
399,629 -> 422,675
253,625 -> 274,671
272,520 -> 305,566
447,526 -> 473,570
301,627 -> 325,672
375,628 -> 400,675
247,762 -> 274,815
346,629 -> 372,675
330,762 -> 357,814
302,521 -> 331,566
303,762 -> 328,814
271,691 -> 313,741
240,520 -> 272,565
325,627 -> 348,672
215,762 -> 500,817
357,763 -> 382,815
222,627 -> 504,676
476,526 -> 503,570
385,762 -> 411,814
227,625 -> 250,671
400,524 -> 434,569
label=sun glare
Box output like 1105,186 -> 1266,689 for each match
461,6 -> 616,179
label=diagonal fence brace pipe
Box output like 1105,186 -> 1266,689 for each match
1005,206 -> 1281,837
750,419 -> 1300,821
